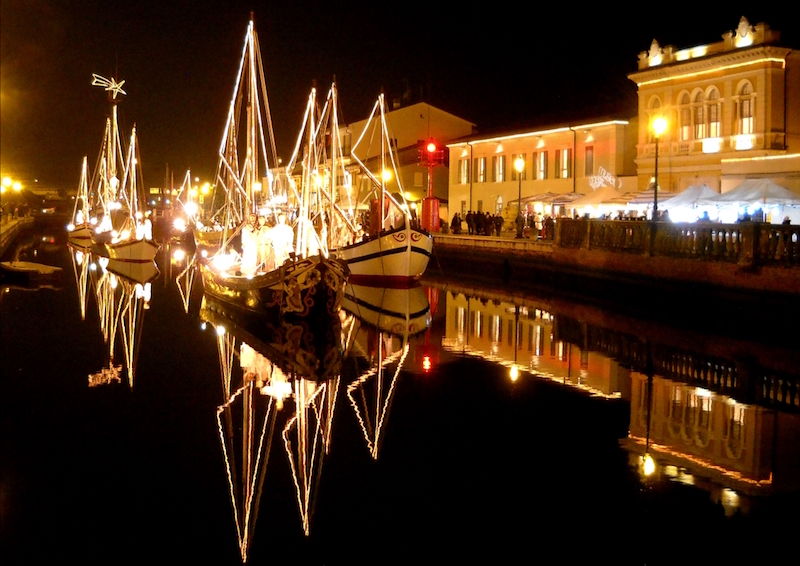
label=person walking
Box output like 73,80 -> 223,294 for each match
466,211 -> 474,235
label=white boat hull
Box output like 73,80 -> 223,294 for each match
106,237 -> 160,263
66,223 -> 93,250
334,227 -> 432,284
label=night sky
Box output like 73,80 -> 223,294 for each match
1,1 -> 795,189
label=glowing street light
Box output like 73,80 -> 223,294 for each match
651,117 -> 668,218
514,156 -> 525,238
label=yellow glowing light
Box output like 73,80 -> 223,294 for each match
172,248 -> 186,262
702,138 -> 721,153
381,169 -> 392,183
509,366 -> 519,381
253,182 -> 262,192
652,117 -> 668,137
2,177 -> 11,188
201,182 -> 211,194
216,325 -> 226,336
514,157 -> 525,173
642,453 -> 656,476
733,135 -> 754,151
12,181 -> 22,191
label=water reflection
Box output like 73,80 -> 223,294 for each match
68,244 -> 159,387
427,277 -> 800,516
341,283 -> 432,459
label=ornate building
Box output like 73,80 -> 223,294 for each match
629,17 -> 800,193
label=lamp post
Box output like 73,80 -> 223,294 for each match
514,156 -> 525,238
651,117 -> 667,220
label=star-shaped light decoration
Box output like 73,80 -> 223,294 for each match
91,74 -> 127,99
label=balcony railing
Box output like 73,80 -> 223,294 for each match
556,219 -> 800,268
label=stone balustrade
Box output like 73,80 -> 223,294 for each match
555,219 -> 800,269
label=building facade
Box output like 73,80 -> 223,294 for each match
446,120 -> 638,220
629,17 -> 800,194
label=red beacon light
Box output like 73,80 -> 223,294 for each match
426,140 -> 437,153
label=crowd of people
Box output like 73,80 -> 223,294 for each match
448,210 -> 556,240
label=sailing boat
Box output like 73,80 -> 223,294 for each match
103,125 -> 160,262
198,18 -> 348,322
87,74 -> 127,247
66,156 -> 93,250
330,93 -> 433,285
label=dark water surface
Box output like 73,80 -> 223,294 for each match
2,223 -> 798,564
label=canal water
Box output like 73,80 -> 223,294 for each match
2,223 -> 799,564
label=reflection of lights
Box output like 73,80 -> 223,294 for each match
200,322 -> 207,330
422,355 -> 432,372
642,453 -> 656,476
216,325 -> 226,336
509,366 -> 519,382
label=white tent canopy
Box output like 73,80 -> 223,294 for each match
569,185 -> 625,207
698,179 -> 800,207
660,184 -> 719,210
627,187 -> 677,206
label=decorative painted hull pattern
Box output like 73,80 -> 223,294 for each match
334,226 -> 432,283
199,255 -> 349,325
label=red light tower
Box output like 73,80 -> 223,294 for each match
419,138 -> 444,232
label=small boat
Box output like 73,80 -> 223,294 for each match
0,260 -> 63,289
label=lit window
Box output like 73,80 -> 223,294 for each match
678,93 -> 691,141
555,148 -> 572,179
476,157 -> 487,183
737,82 -> 755,135
694,91 -> 706,139
707,89 -> 721,137
458,159 -> 470,184
492,155 -> 505,182
537,151 -> 548,180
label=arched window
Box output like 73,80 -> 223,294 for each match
678,93 -> 691,141
736,82 -> 755,134
693,91 -> 706,139
707,88 -> 721,137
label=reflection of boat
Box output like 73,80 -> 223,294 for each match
88,255 -> 154,388
201,290 -> 344,557
342,283 -> 431,459
330,94 -> 433,283
198,18 -> 347,324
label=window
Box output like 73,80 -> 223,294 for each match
458,159 -> 470,184
678,93 -> 691,141
584,146 -> 594,176
537,151 -> 548,180
737,82 -> 755,135
491,155 -> 506,182
707,89 -> 721,137
477,199 -> 483,212
555,148 -> 572,179
461,200 -> 467,216
694,91 -> 706,139
476,157 -> 487,183
531,152 -> 538,179
495,196 -> 503,214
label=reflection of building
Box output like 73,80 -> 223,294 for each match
625,372 -> 800,502
446,120 -> 638,218
441,291 -> 627,398
629,17 -> 800,193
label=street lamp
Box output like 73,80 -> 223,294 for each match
514,156 -> 525,238
651,117 -> 667,220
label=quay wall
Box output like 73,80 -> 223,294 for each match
430,220 -> 800,320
